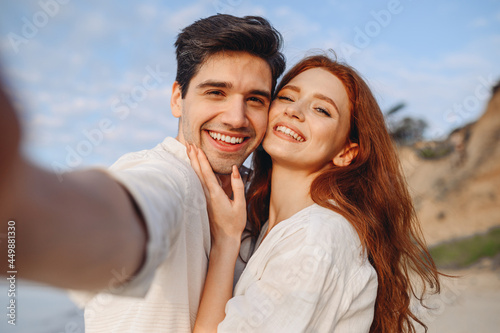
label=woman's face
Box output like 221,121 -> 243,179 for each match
263,67 -> 356,173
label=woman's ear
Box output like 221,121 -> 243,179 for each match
333,142 -> 359,167
171,81 -> 182,118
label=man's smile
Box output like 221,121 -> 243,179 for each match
207,130 -> 247,145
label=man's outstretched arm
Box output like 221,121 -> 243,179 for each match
0,81 -> 147,292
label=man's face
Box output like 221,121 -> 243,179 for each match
171,51 -> 272,174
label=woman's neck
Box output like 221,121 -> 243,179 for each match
266,163 -> 317,234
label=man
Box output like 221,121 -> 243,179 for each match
0,14 -> 285,331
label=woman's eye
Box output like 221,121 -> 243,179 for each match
316,107 -> 331,117
277,95 -> 293,102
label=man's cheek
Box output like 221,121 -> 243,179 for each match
256,114 -> 269,137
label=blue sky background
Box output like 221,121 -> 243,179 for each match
1,0 -> 499,171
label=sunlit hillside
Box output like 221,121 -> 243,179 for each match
399,83 -> 500,246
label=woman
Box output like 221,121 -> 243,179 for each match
188,54 -> 441,332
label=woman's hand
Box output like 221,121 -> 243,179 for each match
187,144 -> 247,247
188,144 -> 247,332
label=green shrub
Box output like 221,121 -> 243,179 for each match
417,144 -> 453,160
429,227 -> 500,269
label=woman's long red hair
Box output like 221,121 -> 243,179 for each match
247,55 -> 441,332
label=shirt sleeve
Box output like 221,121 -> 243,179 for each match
70,151 -> 190,302
104,157 -> 187,298
218,226 -> 341,333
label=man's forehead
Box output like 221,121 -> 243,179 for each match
197,51 -> 272,80
188,52 -> 271,93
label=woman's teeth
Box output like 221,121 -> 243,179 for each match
276,126 -> 305,142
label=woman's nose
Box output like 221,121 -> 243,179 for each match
284,103 -> 305,121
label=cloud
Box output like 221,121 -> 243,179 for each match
273,6 -> 321,43
136,3 -> 159,21
160,1 -> 210,34
3,0 -> 500,168
468,17 -> 489,28
31,113 -> 65,128
321,37 -> 497,138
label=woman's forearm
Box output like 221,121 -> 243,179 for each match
193,238 -> 241,333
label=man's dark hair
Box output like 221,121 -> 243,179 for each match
174,14 -> 286,98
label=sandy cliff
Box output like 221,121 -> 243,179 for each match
400,86 -> 500,245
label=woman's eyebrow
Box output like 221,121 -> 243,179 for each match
313,93 -> 340,116
281,84 -> 340,115
281,84 -> 300,92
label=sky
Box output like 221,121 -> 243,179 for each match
1,0 -> 499,172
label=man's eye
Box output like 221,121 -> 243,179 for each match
248,96 -> 265,105
206,90 -> 224,96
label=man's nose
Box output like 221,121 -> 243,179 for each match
221,98 -> 249,129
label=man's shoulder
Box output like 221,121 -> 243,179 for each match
110,137 -> 189,171
105,136 -> 199,201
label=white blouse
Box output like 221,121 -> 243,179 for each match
218,204 -> 378,332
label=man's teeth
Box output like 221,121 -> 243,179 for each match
208,131 -> 244,144
276,126 -> 305,142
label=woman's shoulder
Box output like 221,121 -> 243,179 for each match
271,204 -> 358,242
303,204 -> 360,244
267,204 -> 364,260
304,205 -> 375,279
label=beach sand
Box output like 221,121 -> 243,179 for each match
418,257 -> 500,332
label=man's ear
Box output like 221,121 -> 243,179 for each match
171,81 -> 182,118
333,142 -> 359,167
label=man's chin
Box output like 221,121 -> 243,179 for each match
210,164 -> 235,175
202,145 -> 249,174
207,155 -> 245,175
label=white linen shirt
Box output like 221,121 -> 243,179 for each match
218,204 -> 378,333
74,137 -> 211,332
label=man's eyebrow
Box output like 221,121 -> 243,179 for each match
250,89 -> 271,100
196,80 -> 271,100
196,80 -> 233,89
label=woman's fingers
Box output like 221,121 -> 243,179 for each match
188,145 -> 245,220
188,145 -> 246,240
187,144 -> 210,199
195,146 -> 225,196
231,165 -> 245,209
187,144 -> 203,182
